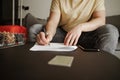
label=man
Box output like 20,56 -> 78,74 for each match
30,0 -> 119,54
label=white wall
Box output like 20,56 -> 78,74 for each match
21,0 -> 52,19
21,0 -> 120,19
105,0 -> 120,16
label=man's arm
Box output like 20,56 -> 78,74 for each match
64,10 -> 106,46
78,10 -> 106,32
37,11 -> 60,45
45,11 -> 61,40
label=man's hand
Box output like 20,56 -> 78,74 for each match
64,10 -> 105,46
36,32 -> 52,45
64,25 -> 82,46
36,11 -> 60,45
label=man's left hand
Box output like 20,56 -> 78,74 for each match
64,25 -> 82,46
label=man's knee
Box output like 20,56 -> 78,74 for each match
29,24 -> 43,42
29,24 -> 43,34
105,24 -> 119,37
96,24 -> 119,54
97,24 -> 119,39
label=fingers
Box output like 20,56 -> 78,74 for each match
73,35 -> 79,46
64,33 -> 71,46
37,32 -> 50,45
64,33 -> 80,46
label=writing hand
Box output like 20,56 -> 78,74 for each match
37,32 -> 52,45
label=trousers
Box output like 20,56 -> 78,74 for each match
29,24 -> 119,54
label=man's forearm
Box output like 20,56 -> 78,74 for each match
45,20 -> 58,38
78,10 -> 106,32
79,17 -> 105,32
44,11 -> 60,39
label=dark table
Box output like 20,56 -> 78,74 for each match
0,43 -> 120,80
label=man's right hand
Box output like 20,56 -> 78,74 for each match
36,11 -> 60,45
36,32 -> 52,45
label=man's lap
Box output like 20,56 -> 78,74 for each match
29,24 -> 119,54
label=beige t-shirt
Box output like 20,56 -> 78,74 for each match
50,0 -> 105,32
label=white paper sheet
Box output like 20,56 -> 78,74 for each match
30,43 -> 77,51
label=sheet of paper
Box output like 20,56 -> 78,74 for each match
48,55 -> 74,67
30,43 -> 77,51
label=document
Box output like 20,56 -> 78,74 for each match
48,55 -> 74,67
30,43 -> 77,51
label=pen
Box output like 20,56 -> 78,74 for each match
44,28 -> 50,45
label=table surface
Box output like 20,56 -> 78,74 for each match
0,43 -> 120,80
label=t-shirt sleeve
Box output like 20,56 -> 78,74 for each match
50,0 -> 60,13
95,0 -> 105,11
